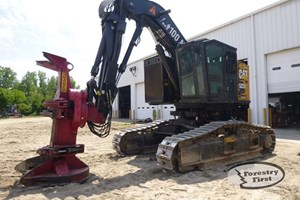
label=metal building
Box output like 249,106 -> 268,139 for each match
113,0 -> 300,128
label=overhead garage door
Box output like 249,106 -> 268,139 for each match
267,48 -> 300,94
136,83 -> 157,120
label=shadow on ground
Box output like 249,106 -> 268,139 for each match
3,151 -> 276,200
3,153 -> 230,199
274,125 -> 300,141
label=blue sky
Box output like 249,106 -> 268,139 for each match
0,0 -> 279,88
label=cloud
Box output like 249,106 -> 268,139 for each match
0,58 -> 56,81
0,28 -> 14,47
0,0 -> 101,88
0,0 -> 42,59
1,0 -> 279,88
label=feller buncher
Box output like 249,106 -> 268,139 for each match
16,0 -> 275,185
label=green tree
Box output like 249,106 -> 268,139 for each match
0,89 -> 27,116
0,88 -> 14,115
0,66 -> 18,89
0,67 -> 81,116
27,90 -> 44,114
43,75 -> 80,100
11,89 -> 27,114
70,76 -> 80,89
45,76 -> 58,99
17,71 -> 38,96
37,71 -> 48,97
16,71 -> 41,115
17,103 -> 32,116
11,89 -> 26,105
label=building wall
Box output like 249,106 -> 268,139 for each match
113,58 -> 144,119
114,0 -> 300,124
190,0 -> 300,124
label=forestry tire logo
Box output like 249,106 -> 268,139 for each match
228,162 -> 285,189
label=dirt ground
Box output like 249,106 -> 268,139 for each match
0,117 -> 299,200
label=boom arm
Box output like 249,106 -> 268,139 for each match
87,0 -> 186,136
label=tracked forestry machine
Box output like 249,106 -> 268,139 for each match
16,0 -> 275,185
92,0 -> 275,172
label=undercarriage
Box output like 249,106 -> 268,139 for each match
113,120 -> 275,172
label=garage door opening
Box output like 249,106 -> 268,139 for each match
269,92 -> 300,128
118,85 -> 131,118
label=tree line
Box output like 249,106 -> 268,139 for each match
0,66 -> 79,117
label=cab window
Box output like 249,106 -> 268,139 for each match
194,48 -> 205,96
206,45 -> 223,95
178,50 -> 196,96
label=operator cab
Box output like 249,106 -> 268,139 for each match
177,39 -> 238,104
145,39 -> 239,105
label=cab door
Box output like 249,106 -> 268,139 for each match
205,43 -> 225,100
